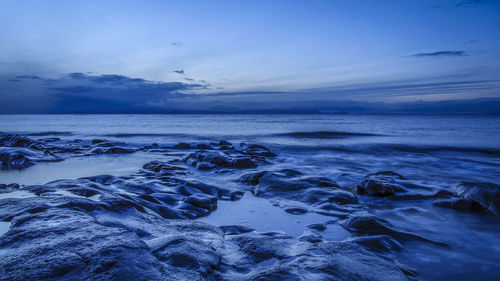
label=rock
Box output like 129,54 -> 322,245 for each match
236,171 -> 268,185
307,223 -> 327,231
341,213 -> 448,246
357,171 -> 449,200
0,183 -> 20,190
150,235 -> 221,276
232,232 -> 409,281
142,161 -> 186,174
184,151 -> 257,170
357,171 -> 408,196
173,142 -> 192,149
184,193 -> 217,211
283,206 -> 309,215
0,208 -> 164,280
0,147 -> 62,170
220,225 -> 255,235
298,231 -> 323,243
218,140 -> 232,146
455,182 -> 500,216
344,235 -> 403,252
240,143 -> 277,157
0,132 -> 47,151
433,182 -> 500,216
87,146 -> 134,155
239,170 -> 357,215
91,139 -> 107,145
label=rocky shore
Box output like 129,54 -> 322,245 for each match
1,132 -> 499,280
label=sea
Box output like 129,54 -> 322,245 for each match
1,114 -> 499,280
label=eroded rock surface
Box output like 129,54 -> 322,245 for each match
0,174 -> 411,281
434,181 -> 500,216
238,169 -> 360,217
357,171 -> 453,199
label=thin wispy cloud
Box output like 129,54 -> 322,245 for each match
456,0 -> 492,7
15,75 -> 42,80
407,51 -> 467,58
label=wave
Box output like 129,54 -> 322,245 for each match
274,130 -> 377,139
279,143 -> 500,156
103,133 -> 198,138
24,131 -> 73,136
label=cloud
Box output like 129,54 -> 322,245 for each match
68,72 -> 147,84
455,0 -> 491,7
15,75 -> 41,80
0,72 -> 208,113
49,85 -> 95,93
173,70 -> 185,74
407,51 -> 466,58
2,71 -> 499,114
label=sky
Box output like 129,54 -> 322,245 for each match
0,0 -> 500,113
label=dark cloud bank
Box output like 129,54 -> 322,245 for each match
2,73 -> 500,115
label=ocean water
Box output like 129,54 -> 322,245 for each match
1,114 -> 500,280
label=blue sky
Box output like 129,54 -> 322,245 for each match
1,0 -> 499,113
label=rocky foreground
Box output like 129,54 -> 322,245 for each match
1,132 -> 499,280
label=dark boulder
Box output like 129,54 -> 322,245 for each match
434,181 -> 500,216
357,171 -> 408,196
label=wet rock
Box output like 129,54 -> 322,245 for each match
454,182 -> 500,216
232,232 -> 409,281
240,170 -> 357,212
341,213 -> 448,246
218,140 -> 232,146
184,150 -> 257,170
0,208 -> 164,280
283,205 -> 309,215
229,232 -> 295,261
240,143 -> 277,157
357,171 -> 408,196
0,132 -> 47,151
91,139 -> 107,145
236,171 -> 268,185
0,147 -> 62,170
434,182 -> 500,216
344,235 -> 403,252
86,146 -> 134,155
220,225 -> 255,235
184,193 -> 217,211
0,183 -> 20,190
173,142 -> 192,149
357,171 -> 449,200
307,223 -> 327,231
142,161 -> 186,174
150,235 -> 221,277
190,143 -> 208,150
298,231 -> 323,243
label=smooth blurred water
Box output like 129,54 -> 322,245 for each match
1,114 -> 499,148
